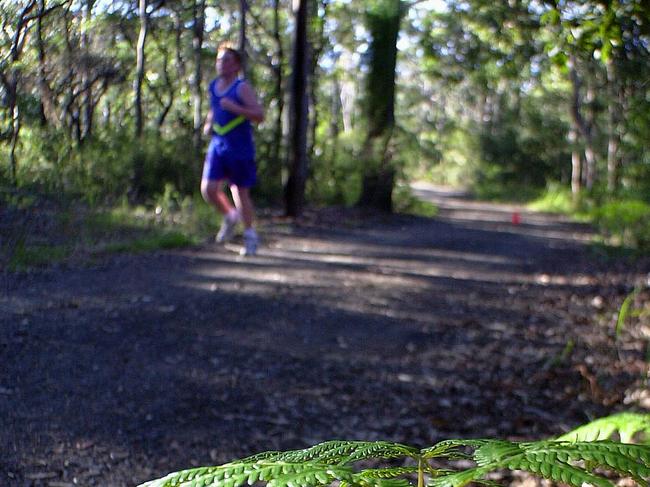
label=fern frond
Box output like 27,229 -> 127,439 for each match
420,439 -> 489,460
473,441 -> 522,466
557,441 -> 650,483
508,440 -> 650,486
341,442 -> 420,463
266,465 -> 355,487
428,446 -> 615,487
557,413 -> 650,443
356,478 -> 413,487
428,466 -> 492,487
504,453 -> 613,487
242,441 -> 418,466
138,462 -> 348,487
357,467 -> 421,479
430,439 -> 650,487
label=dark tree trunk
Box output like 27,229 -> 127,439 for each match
358,0 -> 403,212
238,0 -> 247,71
284,0 -> 310,217
36,0 -> 48,127
269,0 -> 284,197
81,0 -> 95,141
191,0 -> 206,154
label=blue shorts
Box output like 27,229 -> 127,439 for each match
203,137 -> 257,187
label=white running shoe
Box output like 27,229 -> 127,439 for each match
216,214 -> 239,243
240,229 -> 259,256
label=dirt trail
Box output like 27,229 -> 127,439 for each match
1,184 -> 648,487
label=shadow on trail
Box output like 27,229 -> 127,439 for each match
1,193 -> 645,486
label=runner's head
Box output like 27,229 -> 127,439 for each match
217,47 -> 243,76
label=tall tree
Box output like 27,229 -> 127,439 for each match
284,0 -> 310,217
134,0 -> 147,139
357,0 -> 403,212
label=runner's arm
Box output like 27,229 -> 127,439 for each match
203,109 -> 214,136
219,82 -> 265,124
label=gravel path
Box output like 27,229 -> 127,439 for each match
1,184 -> 648,486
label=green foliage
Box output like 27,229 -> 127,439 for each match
557,413 -> 650,443
8,242 -> 71,271
14,126 -> 199,204
139,415 -> 650,487
425,126 -> 481,188
528,182 -> 576,214
616,289 -> 641,339
393,185 -> 438,217
1,189 -> 217,271
308,131 -> 364,206
591,200 -> 650,251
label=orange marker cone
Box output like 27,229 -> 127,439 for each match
512,212 -> 521,225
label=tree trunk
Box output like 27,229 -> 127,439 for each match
583,81 -> 597,190
81,0 -> 95,141
606,58 -> 622,193
131,0 -> 148,198
238,0 -> 247,71
191,0 -> 206,154
358,0 -> 403,212
8,84 -> 20,185
568,53 -> 597,192
568,127 -> 582,199
284,0 -> 310,217
134,0 -> 147,139
269,0 -> 284,197
36,0 -> 48,127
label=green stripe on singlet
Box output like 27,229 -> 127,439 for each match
213,115 -> 246,135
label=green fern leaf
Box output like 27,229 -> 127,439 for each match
473,441 -> 522,466
506,454 -> 613,487
428,466 -> 492,487
357,467 -> 421,479
139,462 -> 338,487
360,478 -> 413,487
266,465 -> 354,487
557,413 -> 650,443
243,441 -> 416,466
342,442 -> 420,463
139,466 -> 222,487
421,439 -> 488,460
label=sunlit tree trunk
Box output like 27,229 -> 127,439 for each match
285,0 -> 310,217
568,127 -> 582,199
568,53 -> 597,192
358,0 -> 403,212
131,0 -> 148,198
606,58 -> 622,193
135,0 -> 147,139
